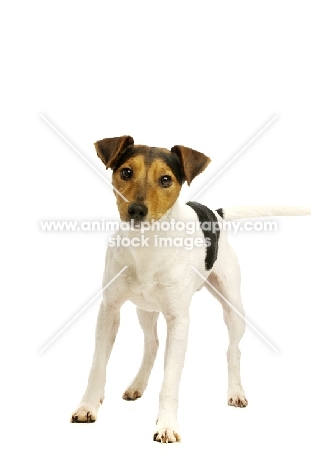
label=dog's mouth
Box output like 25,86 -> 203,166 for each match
131,220 -> 144,229
119,211 -> 148,229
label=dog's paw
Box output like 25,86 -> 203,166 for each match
71,403 -> 97,423
153,423 -> 181,443
228,393 -> 248,408
122,381 -> 145,401
122,389 -> 142,401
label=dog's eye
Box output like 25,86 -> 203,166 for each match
120,168 -> 132,180
160,175 -> 172,187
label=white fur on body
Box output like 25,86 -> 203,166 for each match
72,199 -> 249,441
71,201 -> 311,441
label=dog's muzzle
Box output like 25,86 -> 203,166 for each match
128,203 -> 148,221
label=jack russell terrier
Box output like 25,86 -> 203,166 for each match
71,135 -> 310,442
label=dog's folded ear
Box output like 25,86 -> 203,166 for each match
171,145 -> 211,185
94,136 -> 134,169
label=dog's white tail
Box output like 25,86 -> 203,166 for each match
217,206 -> 311,220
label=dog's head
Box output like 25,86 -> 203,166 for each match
94,135 -> 211,222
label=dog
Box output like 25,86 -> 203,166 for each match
71,135 -> 311,442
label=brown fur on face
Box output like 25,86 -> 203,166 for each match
94,136 -> 211,222
112,154 -> 182,222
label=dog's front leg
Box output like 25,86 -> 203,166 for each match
154,306 -> 190,443
71,297 -> 121,423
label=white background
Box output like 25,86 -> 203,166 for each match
1,1 -> 311,466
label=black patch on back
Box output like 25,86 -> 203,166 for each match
113,146 -> 185,185
216,208 -> 224,218
186,201 -> 220,270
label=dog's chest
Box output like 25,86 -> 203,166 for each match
125,252 -> 169,312
119,244 -> 186,312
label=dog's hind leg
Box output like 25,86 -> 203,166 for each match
205,246 -> 248,407
123,308 -> 159,400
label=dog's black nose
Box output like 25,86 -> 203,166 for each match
128,203 -> 148,220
